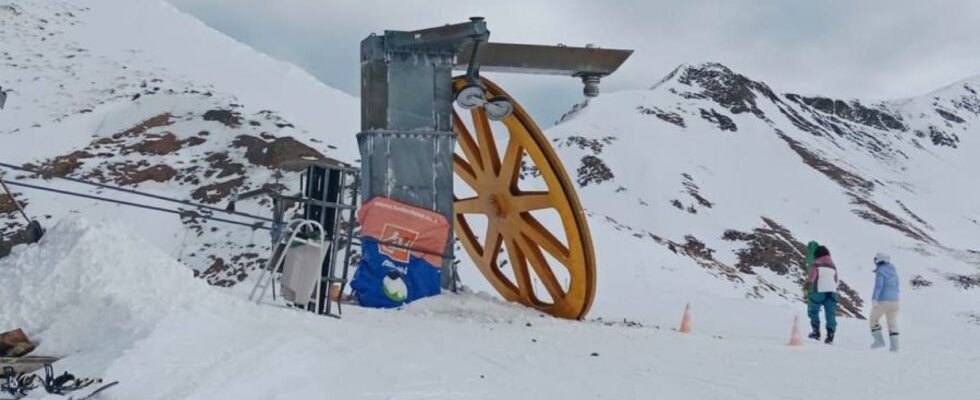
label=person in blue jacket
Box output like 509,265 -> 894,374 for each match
869,253 -> 900,352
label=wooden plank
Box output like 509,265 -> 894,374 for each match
0,356 -> 60,375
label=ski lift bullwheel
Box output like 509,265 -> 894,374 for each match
452,77 -> 596,320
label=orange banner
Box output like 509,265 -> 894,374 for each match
357,197 -> 450,266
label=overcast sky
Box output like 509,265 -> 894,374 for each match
167,0 -> 980,126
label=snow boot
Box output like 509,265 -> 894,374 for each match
889,333 -> 899,353
824,329 -> 835,344
808,325 -> 821,340
870,327 -> 886,349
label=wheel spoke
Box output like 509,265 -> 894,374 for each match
455,214 -> 520,300
453,112 -> 483,171
497,139 -> 523,185
483,221 -> 502,264
511,191 -> 554,212
453,213 -> 480,252
504,236 -> 534,302
516,234 -> 565,302
472,108 -> 501,176
453,154 -> 480,190
454,196 -> 484,214
519,214 -> 571,266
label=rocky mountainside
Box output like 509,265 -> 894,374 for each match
0,0 -> 357,285
537,62 -> 980,320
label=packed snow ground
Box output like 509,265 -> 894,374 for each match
2,219 -> 979,400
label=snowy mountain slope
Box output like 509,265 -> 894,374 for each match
1,0 -> 977,327
0,0 -> 358,283
3,219 -> 979,400
1,0 -> 977,329
526,62 -> 980,326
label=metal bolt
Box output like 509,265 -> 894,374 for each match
581,75 -> 601,97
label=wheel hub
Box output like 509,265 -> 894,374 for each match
487,194 -> 508,218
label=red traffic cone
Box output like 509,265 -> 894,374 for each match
679,303 -> 692,334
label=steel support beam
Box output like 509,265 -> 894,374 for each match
456,42 -> 633,77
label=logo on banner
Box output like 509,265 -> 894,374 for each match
379,224 -> 419,263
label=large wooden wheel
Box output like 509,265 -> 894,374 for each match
452,77 -> 596,320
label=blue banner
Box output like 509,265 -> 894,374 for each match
350,239 -> 441,308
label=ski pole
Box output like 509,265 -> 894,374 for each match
0,174 -> 32,225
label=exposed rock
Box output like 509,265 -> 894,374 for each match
125,132 -> 182,155
555,100 -> 590,125
644,231 -> 744,284
637,106 -> 686,127
699,108 -> 737,132
112,113 -> 174,139
935,108 -> 965,124
203,153 -> 245,179
682,235 -> 714,260
896,200 -> 932,230
926,125 -> 959,148
723,218 -> 803,275
575,155 -> 614,187
675,63 -> 778,120
785,94 -> 906,132
947,274 -> 980,290
31,150 -> 94,177
519,158 -> 540,180
232,135 -> 330,171
849,194 -> 934,243
184,136 -> 206,147
114,164 -> 177,185
557,136 -> 616,155
203,109 -> 242,128
0,195 -> 22,215
910,275 -> 933,289
681,173 -> 713,208
191,176 -> 245,204
774,130 -> 874,193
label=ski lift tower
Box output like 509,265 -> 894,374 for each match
358,18 -> 632,319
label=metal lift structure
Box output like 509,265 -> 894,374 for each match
247,160 -> 360,318
358,18 -> 631,319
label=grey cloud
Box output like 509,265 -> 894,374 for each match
168,0 -> 980,124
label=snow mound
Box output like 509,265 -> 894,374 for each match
400,290 -> 554,325
0,217 -> 218,357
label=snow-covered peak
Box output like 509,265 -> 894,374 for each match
538,59 -> 980,321
0,0 -> 357,140
1,0 -> 358,284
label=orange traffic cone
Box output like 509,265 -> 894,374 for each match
679,303 -> 692,333
788,315 -> 803,346
329,283 -> 342,302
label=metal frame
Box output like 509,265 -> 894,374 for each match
243,160 -> 360,318
248,219 -> 329,314
283,160 -> 360,317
